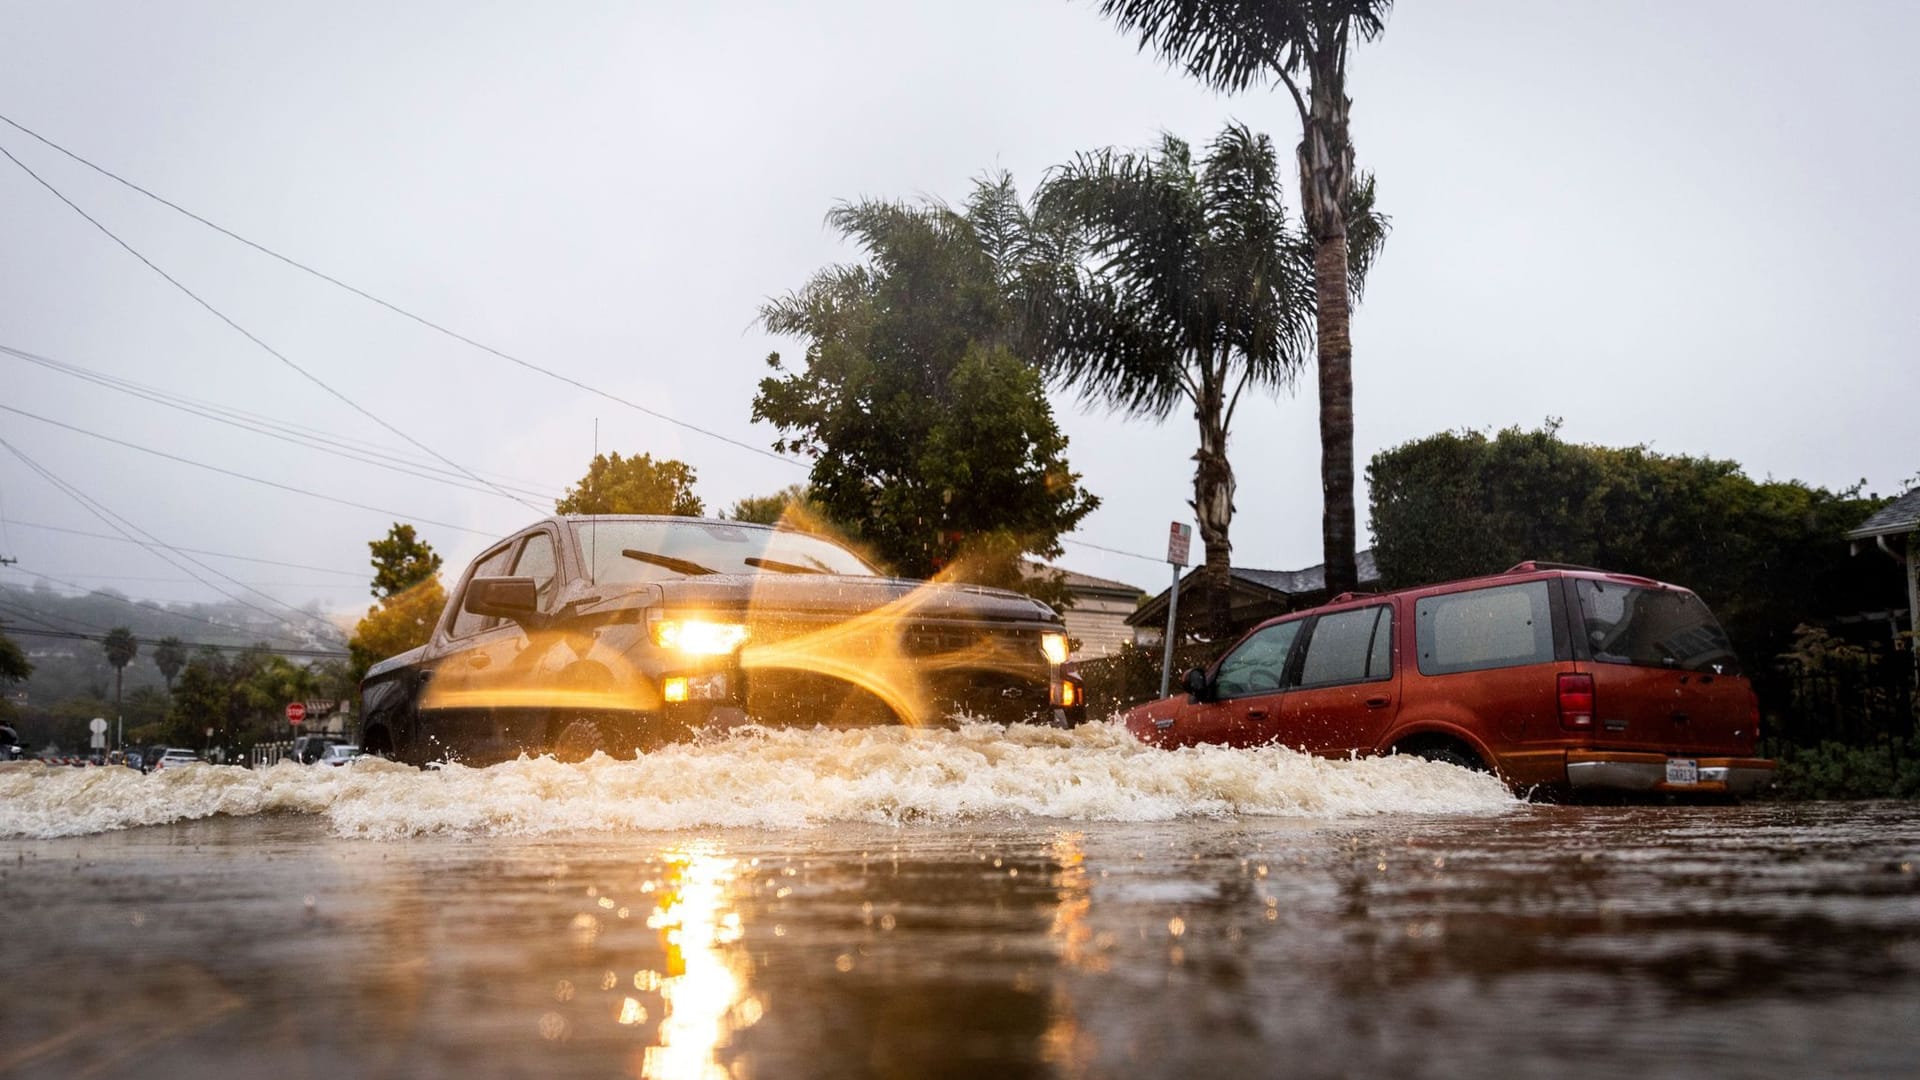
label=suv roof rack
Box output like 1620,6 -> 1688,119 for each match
1504,561 -> 1605,575
1328,591 -> 1377,603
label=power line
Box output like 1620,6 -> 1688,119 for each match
0,437 -> 343,642
0,116 -> 1168,570
1,518 -> 365,578
0,624 -> 347,660
2,567 -> 325,648
11,571 -> 366,589
1059,536 -> 1166,563
1,344 -> 561,502
0,598 -> 101,633
0,111 -> 804,470
0,137 -> 546,516
0,404 -> 498,536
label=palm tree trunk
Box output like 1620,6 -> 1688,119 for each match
1312,229 -> 1357,596
1193,409 -> 1236,641
1299,52 -> 1360,597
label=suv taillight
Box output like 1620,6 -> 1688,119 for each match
1558,673 -> 1594,731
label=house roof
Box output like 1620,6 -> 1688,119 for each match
1228,549 -> 1380,597
1023,562 -> 1146,600
1849,487 -> 1920,540
1127,549 -> 1380,628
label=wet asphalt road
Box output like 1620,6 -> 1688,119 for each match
3,800 -> 1918,1079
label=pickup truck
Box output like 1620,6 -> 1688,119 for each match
359,515 -> 1085,765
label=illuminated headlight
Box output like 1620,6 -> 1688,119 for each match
1040,631 -> 1070,665
651,618 -> 750,655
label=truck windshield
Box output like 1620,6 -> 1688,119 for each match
574,520 -> 876,585
1575,579 -> 1741,675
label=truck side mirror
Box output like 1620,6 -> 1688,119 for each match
1182,666 -> 1210,702
464,576 -> 543,627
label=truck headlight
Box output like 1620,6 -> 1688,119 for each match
1040,631 -> 1070,665
651,618 -> 750,655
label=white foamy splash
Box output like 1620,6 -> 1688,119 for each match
0,721 -> 1516,840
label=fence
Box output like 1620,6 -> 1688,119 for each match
1757,652 -> 1917,750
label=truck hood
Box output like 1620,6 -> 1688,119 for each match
574,574 -> 1061,626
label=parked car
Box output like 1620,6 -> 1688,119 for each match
150,748 -> 203,772
359,515 -> 1085,766
142,746 -> 168,772
317,744 -> 364,767
290,734 -> 341,765
1125,562 -> 1774,797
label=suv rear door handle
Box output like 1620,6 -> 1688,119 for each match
1365,696 -> 1392,709
1247,707 -> 1269,720
468,653 -> 491,669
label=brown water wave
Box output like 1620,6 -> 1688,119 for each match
0,720 -> 1515,839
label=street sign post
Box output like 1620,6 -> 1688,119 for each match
1160,523 -> 1194,698
89,717 -> 107,752
286,702 -> 306,726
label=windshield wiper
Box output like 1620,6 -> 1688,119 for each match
745,557 -> 827,575
620,548 -> 717,576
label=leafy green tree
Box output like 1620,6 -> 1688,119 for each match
555,452 -> 703,516
0,628 -> 30,725
1095,0 -> 1396,595
163,649 -> 230,748
152,635 -> 187,691
1366,422 -> 1895,667
120,686 -> 170,743
753,175 -> 1099,595
102,626 -> 137,733
1039,124 -> 1379,637
351,524 -> 449,684
727,483 -> 818,526
368,523 -> 444,600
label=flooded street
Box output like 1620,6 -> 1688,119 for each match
3,727 -> 1917,1078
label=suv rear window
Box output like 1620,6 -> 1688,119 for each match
1416,581 -> 1555,676
1575,579 -> 1740,674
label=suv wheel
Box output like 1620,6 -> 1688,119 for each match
1404,742 -> 1485,772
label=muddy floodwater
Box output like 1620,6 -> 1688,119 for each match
2,723 -> 1917,1078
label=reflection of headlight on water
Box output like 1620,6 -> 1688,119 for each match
1040,632 -> 1069,665
651,618 -> 751,655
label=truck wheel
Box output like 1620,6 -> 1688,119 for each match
553,717 -> 609,763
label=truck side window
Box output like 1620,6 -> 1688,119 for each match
448,545 -> 515,638
512,531 -> 559,612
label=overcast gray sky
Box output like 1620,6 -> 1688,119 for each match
2,0 -> 1916,632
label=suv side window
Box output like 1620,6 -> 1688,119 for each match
1213,620 -> 1302,699
1416,581 -> 1555,676
512,531 -> 559,612
1299,605 -> 1393,688
448,544 -> 516,639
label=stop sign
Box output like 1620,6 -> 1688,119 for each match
286,702 -> 306,725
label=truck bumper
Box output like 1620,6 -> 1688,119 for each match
1565,751 -> 1775,797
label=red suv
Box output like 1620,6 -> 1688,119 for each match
1125,562 -> 1774,797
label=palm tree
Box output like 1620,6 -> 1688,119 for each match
102,626 -> 137,747
152,635 -> 186,692
1038,125 -> 1312,639
1095,0 -> 1395,594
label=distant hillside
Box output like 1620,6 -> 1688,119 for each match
0,581 -> 347,709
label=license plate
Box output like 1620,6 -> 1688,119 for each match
1665,758 -> 1699,785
